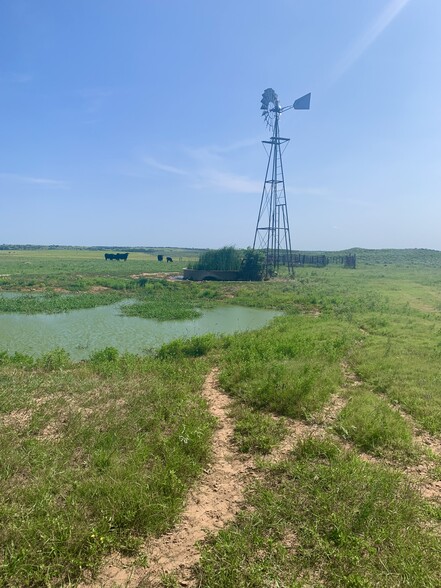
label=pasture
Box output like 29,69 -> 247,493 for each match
0,247 -> 441,587
0,248 -> 192,292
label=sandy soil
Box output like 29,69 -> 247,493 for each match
130,273 -> 178,281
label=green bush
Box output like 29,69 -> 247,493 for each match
90,346 -> 119,363
239,249 -> 265,281
0,351 -> 35,367
192,246 -> 242,271
157,335 -> 216,359
38,348 -> 71,371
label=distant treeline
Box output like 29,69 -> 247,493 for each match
290,253 -> 356,269
0,244 -> 206,256
291,248 -> 441,267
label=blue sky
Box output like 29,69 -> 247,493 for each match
1,0 -> 440,250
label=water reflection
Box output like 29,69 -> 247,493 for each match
0,300 -> 279,360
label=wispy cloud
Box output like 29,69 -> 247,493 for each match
142,141 -> 260,194
143,156 -> 189,176
188,142 -> 261,194
200,138 -> 259,155
330,0 -> 412,82
0,173 -> 68,188
194,169 -> 261,194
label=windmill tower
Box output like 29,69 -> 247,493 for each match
253,88 -> 311,277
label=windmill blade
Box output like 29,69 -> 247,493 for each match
261,88 -> 278,109
293,93 -> 311,110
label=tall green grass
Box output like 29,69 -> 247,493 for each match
219,315 -> 358,419
190,246 -> 242,271
335,387 -> 414,455
230,403 -> 287,454
351,312 -> 441,434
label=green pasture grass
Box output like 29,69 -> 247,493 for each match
121,299 -> 201,321
0,348 -> 215,587
189,266 -> 392,320
196,437 -> 441,588
157,334 -> 218,359
0,249 -> 193,292
219,314 -> 359,419
352,310 -> 441,434
352,247 -> 441,267
230,403 -> 287,454
335,387 -> 414,456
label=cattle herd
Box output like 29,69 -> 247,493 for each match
104,253 -> 173,262
104,253 -> 129,261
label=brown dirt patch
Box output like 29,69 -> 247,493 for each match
1,408 -> 32,430
130,273 -> 178,281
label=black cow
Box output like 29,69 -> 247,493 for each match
166,256 -> 173,263
157,255 -> 163,262
104,252 -> 129,261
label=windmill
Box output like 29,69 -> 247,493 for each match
253,88 -> 311,277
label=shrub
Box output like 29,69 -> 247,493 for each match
239,249 -> 265,281
157,335 -> 216,359
90,347 -> 119,363
192,246 -> 242,271
0,351 -> 35,367
38,348 -> 71,371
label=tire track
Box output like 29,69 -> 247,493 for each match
80,368 -> 254,587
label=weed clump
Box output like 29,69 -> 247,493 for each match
38,348 -> 71,371
157,334 -> 217,359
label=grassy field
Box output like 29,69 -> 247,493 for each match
0,247 -> 441,586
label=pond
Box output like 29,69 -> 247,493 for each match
0,300 -> 280,360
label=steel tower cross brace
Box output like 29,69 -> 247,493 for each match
253,88 -> 311,279
253,114 -> 293,277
